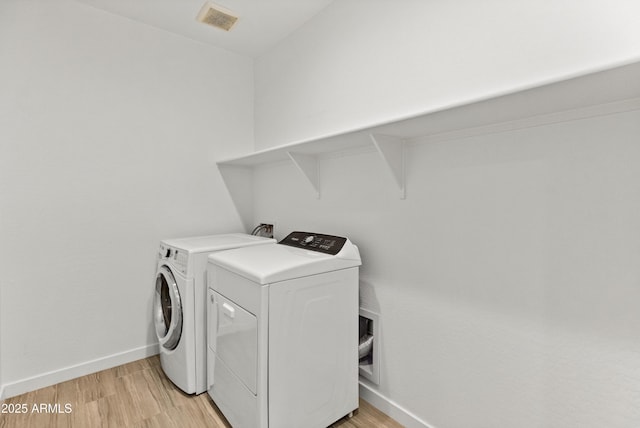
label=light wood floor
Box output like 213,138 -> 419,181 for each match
0,356 -> 402,428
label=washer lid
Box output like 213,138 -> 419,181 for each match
208,232 -> 361,284
161,233 -> 275,253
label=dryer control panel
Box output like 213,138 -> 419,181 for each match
278,231 -> 347,255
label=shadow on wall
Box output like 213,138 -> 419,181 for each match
359,279 -> 381,314
218,165 -> 254,233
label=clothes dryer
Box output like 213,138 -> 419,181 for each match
206,231 -> 361,428
154,233 -> 275,394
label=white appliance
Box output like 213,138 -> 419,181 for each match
154,233 -> 275,394
206,231 -> 361,428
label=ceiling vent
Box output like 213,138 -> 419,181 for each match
196,2 -> 238,31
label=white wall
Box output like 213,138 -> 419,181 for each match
251,1 -> 640,427
0,0 -> 252,397
254,0 -> 640,150
0,270 -> 2,399
252,110 -> 640,428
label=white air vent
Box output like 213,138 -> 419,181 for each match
197,2 -> 238,31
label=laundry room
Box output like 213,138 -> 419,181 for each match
2,1 -> 640,427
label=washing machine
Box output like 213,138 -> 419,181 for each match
154,233 -> 275,394
206,231 -> 361,428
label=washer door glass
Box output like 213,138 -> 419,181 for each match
154,266 -> 183,350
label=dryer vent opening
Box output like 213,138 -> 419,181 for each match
359,308 -> 380,385
197,2 -> 238,31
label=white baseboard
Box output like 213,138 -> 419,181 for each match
2,347 -> 432,428
359,381 -> 435,428
1,343 -> 159,400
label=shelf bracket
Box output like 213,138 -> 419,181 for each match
287,152 -> 320,198
370,133 -> 406,199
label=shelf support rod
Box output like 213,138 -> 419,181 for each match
287,152 -> 320,198
370,133 -> 406,199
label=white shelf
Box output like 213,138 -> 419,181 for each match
218,60 -> 640,199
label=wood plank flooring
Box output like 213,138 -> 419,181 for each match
0,356 -> 402,428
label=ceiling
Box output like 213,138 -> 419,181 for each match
76,0 -> 334,57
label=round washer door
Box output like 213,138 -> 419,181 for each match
154,265 -> 183,350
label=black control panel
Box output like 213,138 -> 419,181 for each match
278,231 -> 347,255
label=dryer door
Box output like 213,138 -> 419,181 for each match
154,266 -> 183,350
